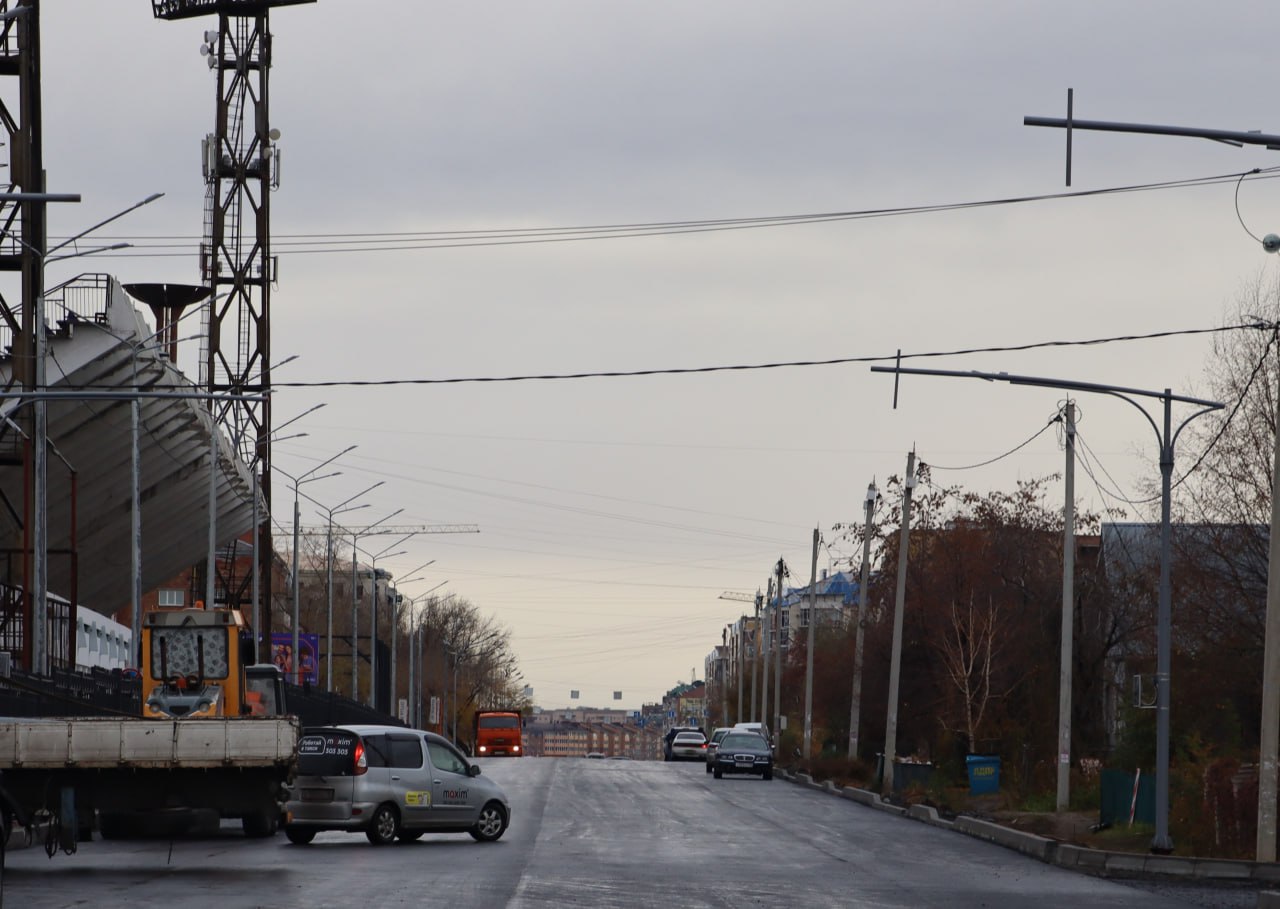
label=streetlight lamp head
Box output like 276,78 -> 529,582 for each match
1263,233 -> 1280,254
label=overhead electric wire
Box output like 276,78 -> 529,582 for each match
1075,432 -> 1149,508
922,413 -> 1061,471
81,167 -> 1280,257
242,322 -> 1265,389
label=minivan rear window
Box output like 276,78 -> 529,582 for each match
298,729 -> 360,776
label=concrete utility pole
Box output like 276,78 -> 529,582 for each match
1057,401 -> 1076,812
849,481 -> 878,760
882,450 -> 916,796
772,557 -> 786,740
762,576 -> 773,732
1262,354 -> 1280,861
803,528 -> 819,761
751,587 -> 763,723
721,626 -> 729,725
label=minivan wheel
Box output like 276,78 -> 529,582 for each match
468,802 -> 508,842
285,826 -> 316,845
366,804 -> 400,845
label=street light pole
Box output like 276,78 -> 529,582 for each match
279,445 -> 354,685
302,480 -> 383,692
341,507 -> 403,702
872,364 -> 1222,850
388,559 -> 436,716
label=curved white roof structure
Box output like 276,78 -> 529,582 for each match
0,274 -> 260,615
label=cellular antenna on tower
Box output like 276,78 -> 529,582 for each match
152,0 -> 316,656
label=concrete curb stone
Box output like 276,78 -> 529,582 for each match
778,770 -> 1280,888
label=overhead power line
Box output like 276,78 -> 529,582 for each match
81,167 -> 1280,257
246,321 -> 1265,389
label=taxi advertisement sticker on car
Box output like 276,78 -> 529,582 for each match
440,789 -> 468,806
404,790 -> 431,807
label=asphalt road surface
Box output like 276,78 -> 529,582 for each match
0,757 -> 1265,908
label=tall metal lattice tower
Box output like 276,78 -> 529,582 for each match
152,0 -> 314,650
0,0 -> 47,670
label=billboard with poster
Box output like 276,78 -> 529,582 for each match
270,632 -> 319,685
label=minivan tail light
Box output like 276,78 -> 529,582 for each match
353,740 -> 367,775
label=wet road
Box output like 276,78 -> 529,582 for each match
0,757 -> 1261,908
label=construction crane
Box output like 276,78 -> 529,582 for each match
151,0 -> 316,651
719,591 -> 755,603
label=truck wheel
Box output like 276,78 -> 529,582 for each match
242,807 -> 278,838
365,804 -> 400,845
98,812 -> 130,840
285,826 -> 316,845
468,802 -> 507,842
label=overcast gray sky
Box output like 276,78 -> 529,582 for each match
31,2 -> 1280,710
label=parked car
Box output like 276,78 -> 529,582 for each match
705,727 -> 733,773
712,732 -> 774,780
668,730 -> 708,762
662,726 -> 705,761
284,724 -> 510,846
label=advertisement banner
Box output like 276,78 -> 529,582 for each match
270,632 -> 320,686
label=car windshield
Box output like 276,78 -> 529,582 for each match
710,729 -> 731,744
674,733 -> 704,744
720,734 -> 767,750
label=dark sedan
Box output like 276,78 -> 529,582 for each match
711,732 -> 773,780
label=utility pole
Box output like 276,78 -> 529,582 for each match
1263,343 -> 1280,860
883,450 -> 916,796
721,626 -> 729,726
773,557 -> 784,742
751,586 -> 763,723
1057,401 -> 1076,811
803,528 -> 819,761
757,581 -> 768,732
849,481 -> 878,760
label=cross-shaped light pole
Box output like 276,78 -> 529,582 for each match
873,363 -> 1222,854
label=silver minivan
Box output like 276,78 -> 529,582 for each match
284,724 -> 510,845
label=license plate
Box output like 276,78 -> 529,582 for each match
735,761 -> 753,769
302,788 -> 334,802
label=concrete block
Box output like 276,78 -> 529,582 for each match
840,786 -> 878,806
1137,856 -> 1194,878
1104,853 -> 1149,875
1056,845 -> 1107,871
954,816 -> 1056,862
908,804 -> 939,823
1188,860 -> 1251,880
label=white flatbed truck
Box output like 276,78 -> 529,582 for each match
0,715 -> 299,849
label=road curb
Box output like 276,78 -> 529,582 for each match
775,769 -> 1280,885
